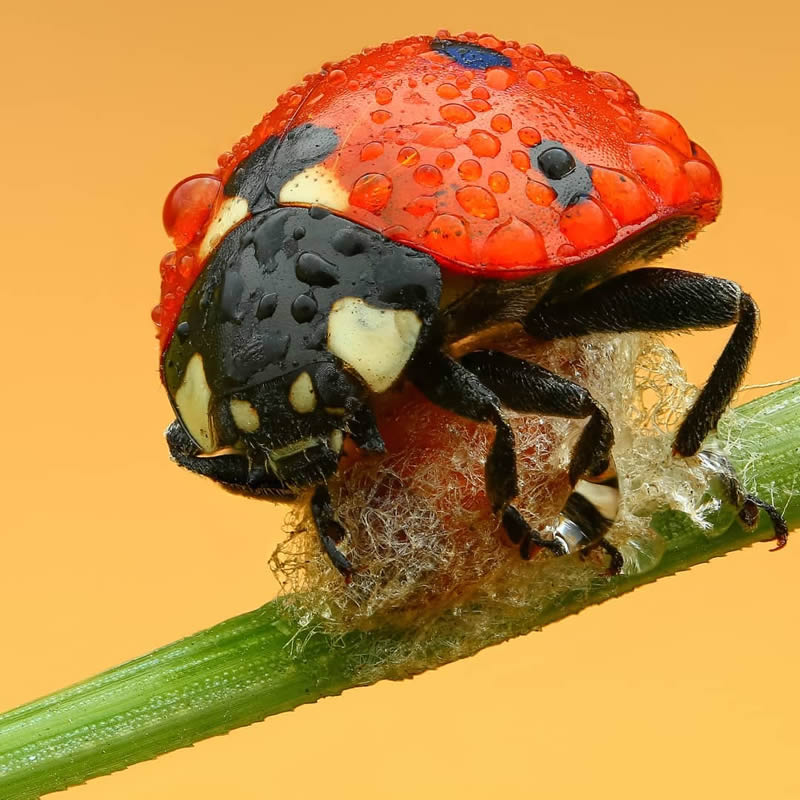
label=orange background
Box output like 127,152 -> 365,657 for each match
2,2 -> 798,798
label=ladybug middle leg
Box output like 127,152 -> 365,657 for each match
524,267 -> 788,545
407,347 -> 621,565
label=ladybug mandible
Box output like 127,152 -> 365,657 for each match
155,32 -> 787,578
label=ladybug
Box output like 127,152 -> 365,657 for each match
155,31 -> 787,578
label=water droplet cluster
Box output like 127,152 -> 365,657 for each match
155,30 -> 721,351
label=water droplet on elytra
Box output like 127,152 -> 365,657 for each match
162,174 -> 221,247
559,197 -> 617,250
436,151 -> 455,170
397,146 -> 420,167
511,150 -> 531,172
482,216 -> 546,266
437,83 -> 460,99
518,127 -> 541,147
350,173 -> 393,213
526,70 -> 546,88
488,171 -> 510,193
467,130 -> 501,158
526,180 -> 556,206
413,164 -> 443,187
491,114 -> 512,133
485,68 -> 515,90
360,141 -> 384,161
456,186 -> 499,219
440,103 -> 475,124
458,159 -> 482,181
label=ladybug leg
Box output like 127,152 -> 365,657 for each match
459,350 -> 620,567
166,420 -> 294,499
524,267 -> 787,544
310,485 -> 354,581
407,347 -> 608,563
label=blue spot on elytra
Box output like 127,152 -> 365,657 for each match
431,39 -> 511,70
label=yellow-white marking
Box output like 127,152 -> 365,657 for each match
329,429 -> 344,453
278,164 -> 349,211
174,353 -> 215,452
198,196 -> 249,262
288,371 -> 317,414
574,479 -> 620,521
327,297 -> 422,393
230,398 -> 260,433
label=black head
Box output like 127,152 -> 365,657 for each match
162,206 -> 442,490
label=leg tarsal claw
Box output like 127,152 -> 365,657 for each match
741,494 -> 789,550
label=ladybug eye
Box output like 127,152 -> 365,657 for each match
537,147 -> 576,180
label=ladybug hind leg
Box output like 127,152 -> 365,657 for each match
407,347 -> 622,568
524,267 -> 788,545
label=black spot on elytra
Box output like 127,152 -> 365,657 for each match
431,39 -> 512,70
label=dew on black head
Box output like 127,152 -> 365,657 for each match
296,252 -> 339,287
256,292 -> 278,320
291,294 -> 318,323
176,321 -> 191,340
293,226 -> 306,240
308,205 -> 330,220
332,227 -> 367,257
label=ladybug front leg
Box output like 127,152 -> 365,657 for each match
310,485 -> 354,581
407,347 -> 590,562
524,267 -> 787,545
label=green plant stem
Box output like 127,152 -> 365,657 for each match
1,383 -> 798,800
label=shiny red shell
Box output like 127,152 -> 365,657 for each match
154,31 -> 722,351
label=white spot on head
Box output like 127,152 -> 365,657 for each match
289,372 -> 317,414
278,165 -> 349,210
327,297 -> 422,393
198,196 -> 249,261
174,353 -> 215,452
230,398 -> 260,433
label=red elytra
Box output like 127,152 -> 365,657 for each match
154,31 -> 722,352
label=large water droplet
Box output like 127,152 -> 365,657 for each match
485,68 -> 515,90
481,216 -> 546,266
491,114 -> 512,133
350,173 -> 393,213
397,146 -> 420,167
360,141 -> 384,161
525,180 -> 556,206
591,166 -> 655,225
440,103 -> 476,124
467,130 -> 501,158
488,171 -> 510,193
375,87 -> 393,105
458,159 -> 482,181
423,213 -> 472,261
559,197 -> 617,250
162,174 -> 221,247
511,150 -> 531,172
456,186 -> 499,219
436,83 -> 461,99
413,164 -> 443,187
517,127 -> 541,147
